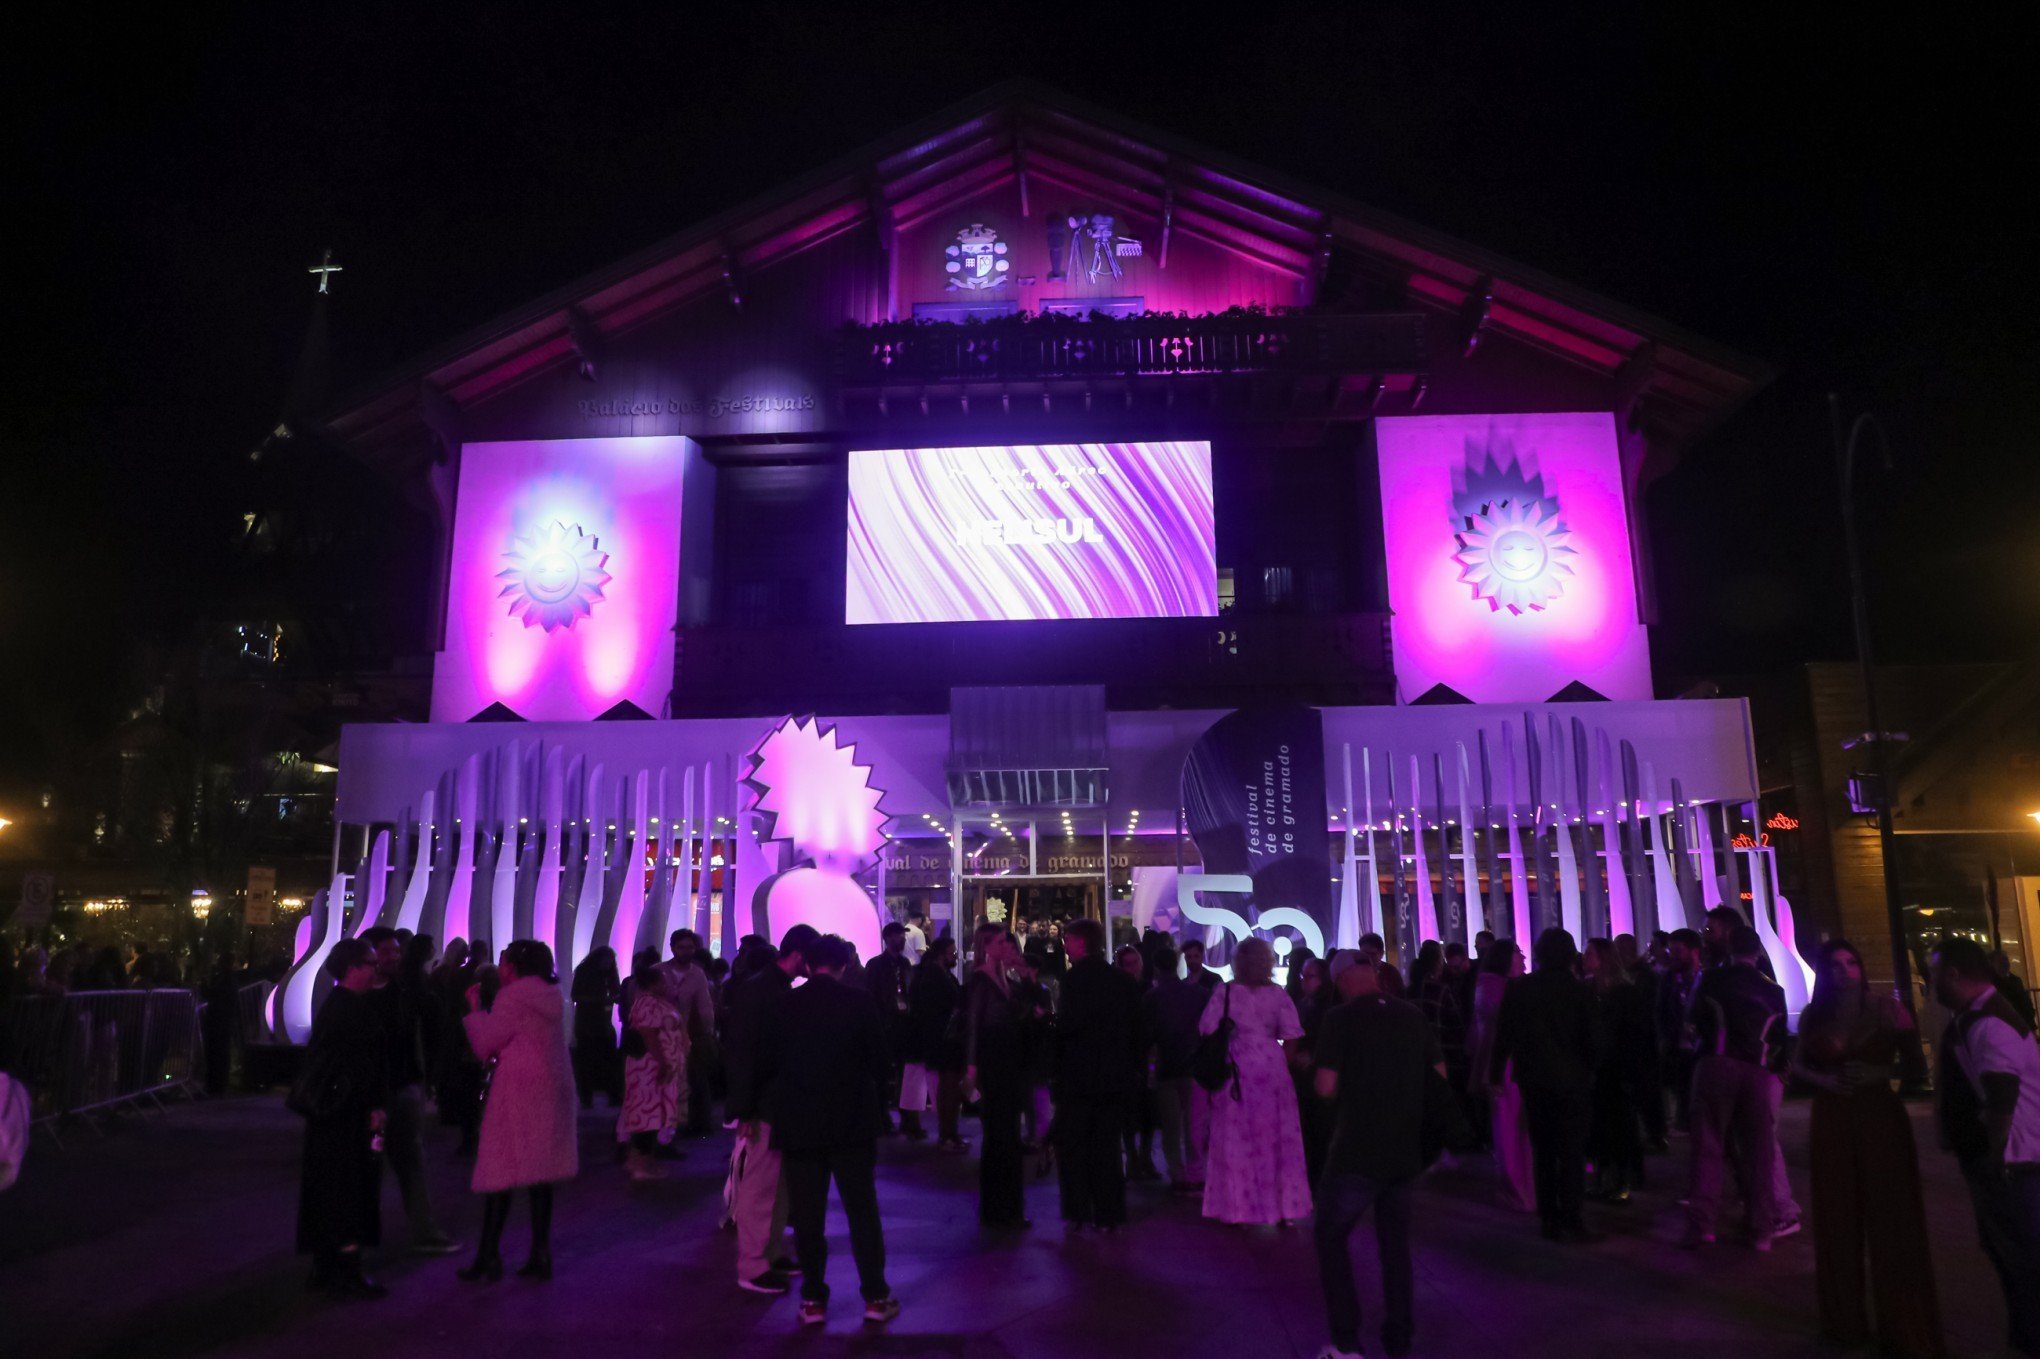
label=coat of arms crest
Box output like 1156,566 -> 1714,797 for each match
944,223 -> 1010,290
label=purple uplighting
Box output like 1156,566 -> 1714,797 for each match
431,436 -> 691,721
1376,413 -> 1652,703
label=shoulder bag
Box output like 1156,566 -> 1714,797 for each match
1191,983 -> 1238,1096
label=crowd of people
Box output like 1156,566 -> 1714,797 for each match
268,904 -> 2040,1355
0,934 -> 294,1001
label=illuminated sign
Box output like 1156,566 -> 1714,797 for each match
844,442 -> 1216,625
1376,413 -> 1651,703
944,223 -> 1011,290
432,436 -> 692,721
1049,211 -> 1143,284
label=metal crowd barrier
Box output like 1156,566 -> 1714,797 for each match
237,979 -> 279,1047
0,989 -> 206,1137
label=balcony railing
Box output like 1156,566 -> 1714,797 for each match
673,612 -> 1395,715
837,311 -> 1427,387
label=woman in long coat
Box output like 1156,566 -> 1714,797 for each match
296,938 -> 390,1298
965,925 -> 1038,1227
1197,938 -> 1313,1225
458,940 -> 578,1282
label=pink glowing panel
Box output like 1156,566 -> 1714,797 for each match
846,442 -> 1216,624
432,437 -> 691,721
1376,413 -> 1651,703
748,717 -> 888,866
763,868 -> 884,966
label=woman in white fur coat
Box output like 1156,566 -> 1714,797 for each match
458,940 -> 578,1282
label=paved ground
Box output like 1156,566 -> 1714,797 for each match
0,1091 -> 2013,1359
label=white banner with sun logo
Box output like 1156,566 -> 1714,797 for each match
1376,412 -> 1652,705
432,436 -> 693,722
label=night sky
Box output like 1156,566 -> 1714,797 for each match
9,7 -> 2037,797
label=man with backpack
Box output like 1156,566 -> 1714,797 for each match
1934,936 -> 2040,1356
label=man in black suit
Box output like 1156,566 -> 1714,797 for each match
1053,917 -> 1147,1231
864,921 -> 916,1137
1491,927 -> 1602,1243
724,924 -> 817,1296
759,933 -> 901,1328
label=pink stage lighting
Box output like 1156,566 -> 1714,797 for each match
432,436 -> 691,721
1376,413 -> 1652,704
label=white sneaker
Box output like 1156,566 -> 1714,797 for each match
1770,1216 -> 1802,1239
1318,1346 -> 1366,1359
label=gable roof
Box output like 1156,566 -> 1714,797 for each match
326,79 -> 1769,466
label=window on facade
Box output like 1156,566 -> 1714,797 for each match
1306,567 -> 1341,614
1216,568 -> 1236,615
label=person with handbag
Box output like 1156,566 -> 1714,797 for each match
1311,946 -> 1442,1359
294,937 -> 391,1300
457,940 -> 578,1283
723,925 -> 819,1296
656,929 -> 718,1138
1197,937 -> 1313,1225
1146,943 -> 1211,1194
359,926 -> 458,1256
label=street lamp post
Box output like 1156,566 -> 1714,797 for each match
1830,394 -> 1912,1011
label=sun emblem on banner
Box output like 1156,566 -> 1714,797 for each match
1454,498 -> 1576,614
497,520 -> 612,632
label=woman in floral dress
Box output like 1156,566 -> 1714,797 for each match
1197,937 -> 1313,1225
618,958 -> 688,1181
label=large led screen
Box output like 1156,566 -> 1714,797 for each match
432,436 -> 692,721
1376,412 -> 1651,703
845,442 -> 1216,624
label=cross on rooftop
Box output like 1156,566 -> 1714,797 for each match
308,248 -> 342,294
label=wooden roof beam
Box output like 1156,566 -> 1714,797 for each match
1460,277 -> 1494,357
564,305 -> 603,383
719,245 -> 743,312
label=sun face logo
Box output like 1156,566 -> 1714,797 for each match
1455,498 -> 1576,614
497,520 -> 612,632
